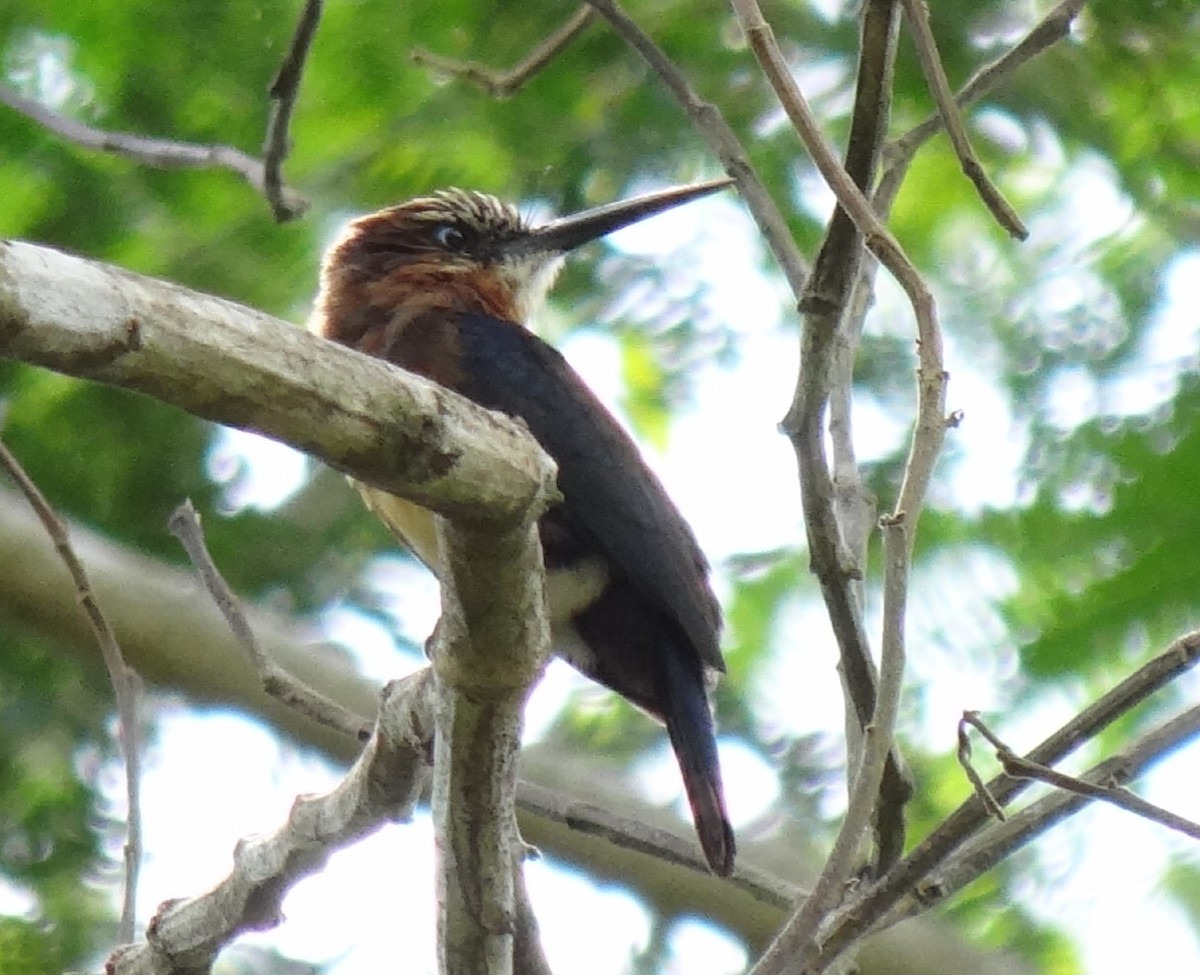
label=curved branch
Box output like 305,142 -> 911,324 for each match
0,85 -> 308,220
412,6 -> 596,98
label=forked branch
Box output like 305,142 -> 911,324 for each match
412,6 -> 597,98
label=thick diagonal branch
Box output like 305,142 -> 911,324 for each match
0,240 -> 558,523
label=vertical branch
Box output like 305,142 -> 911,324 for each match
753,514 -> 910,975
732,0 -> 915,873
262,0 -> 324,221
431,514 -> 552,975
825,0 -> 901,583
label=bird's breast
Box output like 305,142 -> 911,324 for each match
355,483 -> 610,636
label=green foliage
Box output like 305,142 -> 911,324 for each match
1166,859 -> 1200,941
0,628 -> 113,967
989,375 -> 1200,679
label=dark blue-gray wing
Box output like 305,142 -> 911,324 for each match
452,311 -> 723,672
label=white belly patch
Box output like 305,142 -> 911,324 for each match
355,484 -> 609,631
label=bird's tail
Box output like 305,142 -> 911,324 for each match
663,650 -> 736,876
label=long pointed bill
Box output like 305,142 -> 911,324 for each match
515,177 -> 734,256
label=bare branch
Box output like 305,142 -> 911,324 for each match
793,3 -> 1085,885
0,240 -> 560,975
431,513 -> 551,975
262,0 -> 324,221
810,630 -> 1200,969
877,0 -> 1088,215
412,6 -> 596,98
898,0 -> 1027,239
739,0 -> 914,874
962,711 -> 1200,841
880,702 -> 1200,933
107,671 -> 436,974
167,498 -> 369,741
729,0 -> 951,544
582,0 -> 810,293
0,84 -> 308,220
0,438 -> 144,943
753,514 -> 911,975
0,483 -> 1039,974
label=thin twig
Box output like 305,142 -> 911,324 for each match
0,438 -> 143,943
955,716 -> 1006,821
962,711 -> 1200,841
877,0 -> 1088,216
167,499 -> 370,741
878,702 -> 1200,934
898,0 -> 1027,239
582,0 -> 810,293
412,6 -> 596,98
753,514 -> 911,975
0,84 -> 307,220
810,630 -> 1200,969
262,0 -> 323,222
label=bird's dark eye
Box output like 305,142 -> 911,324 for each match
434,224 -> 468,251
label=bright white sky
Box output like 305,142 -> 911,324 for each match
53,176 -> 1200,973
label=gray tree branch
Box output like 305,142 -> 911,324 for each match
108,672 -> 435,974
0,240 -> 559,524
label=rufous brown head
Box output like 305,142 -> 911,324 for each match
311,178 -> 733,349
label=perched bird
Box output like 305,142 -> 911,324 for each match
311,179 -> 736,875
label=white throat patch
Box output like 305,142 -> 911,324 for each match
500,252 -> 565,324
